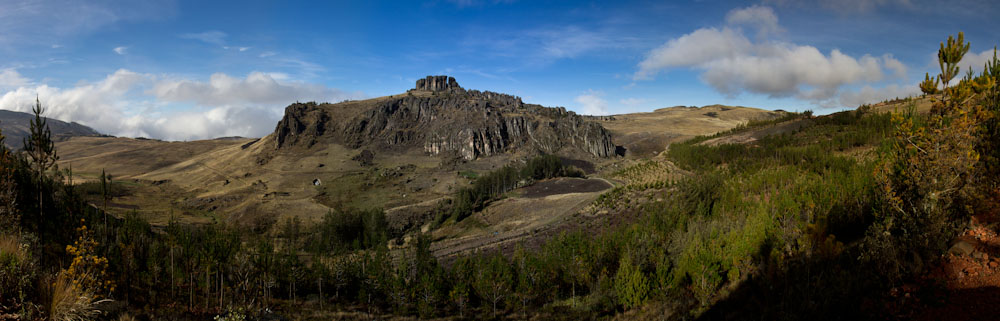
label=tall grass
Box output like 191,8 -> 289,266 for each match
0,234 -> 24,260
41,271 -> 108,321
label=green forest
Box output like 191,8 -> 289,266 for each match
2,33 -> 1000,320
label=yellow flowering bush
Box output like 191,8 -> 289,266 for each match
65,219 -> 114,297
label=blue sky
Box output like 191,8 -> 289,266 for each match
0,0 -> 998,140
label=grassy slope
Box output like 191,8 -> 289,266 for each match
597,105 -> 786,157
586,102 -> 909,319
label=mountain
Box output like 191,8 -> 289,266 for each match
0,109 -> 102,150
271,75 -> 621,161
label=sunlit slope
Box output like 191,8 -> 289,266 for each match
596,104 -> 785,157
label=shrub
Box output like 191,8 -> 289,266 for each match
863,93 -> 986,281
65,221 -> 113,296
0,234 -> 34,315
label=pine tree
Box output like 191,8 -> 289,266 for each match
614,255 -> 649,310
22,97 -> 58,220
938,32 -> 971,104
474,254 -> 512,318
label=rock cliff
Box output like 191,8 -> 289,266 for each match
273,76 -> 621,160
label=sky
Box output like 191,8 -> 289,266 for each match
0,0 -> 998,141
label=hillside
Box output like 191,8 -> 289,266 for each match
0,109 -> 101,150
55,76 -> 625,227
54,76 -> 777,243
595,104 -> 786,157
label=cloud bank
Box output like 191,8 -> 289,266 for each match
0,69 -> 362,141
635,5 -> 915,107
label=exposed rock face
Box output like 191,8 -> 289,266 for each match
273,76 -> 620,160
414,75 -> 461,92
274,103 -> 330,148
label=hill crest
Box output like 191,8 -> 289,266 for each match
0,109 -> 102,150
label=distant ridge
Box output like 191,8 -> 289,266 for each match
0,109 -> 102,150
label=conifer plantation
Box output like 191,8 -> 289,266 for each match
2,32 -> 1000,320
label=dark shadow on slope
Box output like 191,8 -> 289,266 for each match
698,249 -> 890,321
912,286 -> 1000,321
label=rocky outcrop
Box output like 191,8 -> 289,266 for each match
272,76 -> 621,160
274,103 -> 330,148
414,75 -> 462,92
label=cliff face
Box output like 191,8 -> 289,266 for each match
273,76 -> 620,160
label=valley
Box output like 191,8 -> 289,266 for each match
2,2 -> 998,320
55,77 -> 781,262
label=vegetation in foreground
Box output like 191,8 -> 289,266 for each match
1,32 -> 999,320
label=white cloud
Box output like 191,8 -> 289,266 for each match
0,69 -> 30,89
180,30 -> 227,45
238,47 -> 250,52
634,5 -> 908,106
575,90 -> 609,116
634,27 -> 751,80
151,72 -> 352,106
838,84 -> 920,107
882,54 -> 907,78
113,46 -> 128,55
958,49 -> 999,76
725,5 -> 781,37
0,69 -> 363,141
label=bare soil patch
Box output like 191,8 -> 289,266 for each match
518,177 -> 613,198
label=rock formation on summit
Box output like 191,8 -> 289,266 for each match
413,75 -> 462,92
273,76 -> 621,160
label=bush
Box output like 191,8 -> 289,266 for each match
0,234 -> 35,315
862,98 -> 985,281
